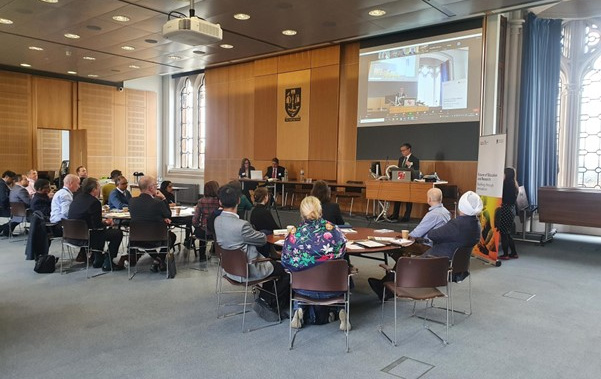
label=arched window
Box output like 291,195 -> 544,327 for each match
179,77 -> 193,168
197,76 -> 206,170
577,54 -> 601,188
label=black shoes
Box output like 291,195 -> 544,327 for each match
150,264 -> 159,273
368,278 -> 393,301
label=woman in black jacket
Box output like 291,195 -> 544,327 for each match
238,158 -> 257,201
496,167 -> 519,259
310,180 -> 344,225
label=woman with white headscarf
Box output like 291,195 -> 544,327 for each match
424,191 -> 483,260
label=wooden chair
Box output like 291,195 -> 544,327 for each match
379,256 -> 450,346
288,260 -> 352,352
215,244 -> 282,333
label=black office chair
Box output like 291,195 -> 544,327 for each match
127,220 -> 170,280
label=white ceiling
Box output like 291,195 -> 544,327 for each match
0,0 -> 574,85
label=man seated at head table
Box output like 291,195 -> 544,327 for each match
128,176 -> 176,273
108,175 -> 132,210
264,157 -> 286,181
50,174 -> 80,225
368,190 -> 482,300
67,177 -> 124,271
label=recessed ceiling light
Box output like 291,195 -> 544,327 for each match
67,71 -> 77,75
128,65 -> 140,69
83,56 -> 96,60
121,45 -> 135,51
64,33 -> 80,39
193,50 -> 206,55
29,46 -> 44,51
112,15 -> 130,22
233,13 -> 250,20
39,0 -> 59,3
282,29 -> 297,36
20,63 -> 31,67
0,18 -> 14,25
220,44 -> 233,49
87,74 -> 99,78
145,39 -> 158,44
168,55 -> 182,60
368,9 -> 386,17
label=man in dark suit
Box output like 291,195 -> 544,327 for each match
107,175 -> 132,210
128,175 -> 175,272
390,143 -> 420,222
0,170 -> 16,237
68,177 -> 123,270
264,157 -> 286,180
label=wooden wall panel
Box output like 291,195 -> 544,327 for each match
435,161 -> 478,193
254,74 -> 277,161
337,43 -> 360,183
228,76 -> 255,165
37,129 -> 62,171
309,65 -> 339,162
254,57 -> 278,76
276,70 -> 311,160
307,161 -> 337,181
34,77 -> 72,129
145,91 -> 158,178
311,46 -> 340,68
0,71 -> 32,173
205,66 -> 230,185
278,51 -> 312,73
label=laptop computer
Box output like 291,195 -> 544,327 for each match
250,170 -> 263,180
390,168 -> 412,182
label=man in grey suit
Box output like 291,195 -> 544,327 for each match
214,183 -> 289,317
7,174 -> 31,235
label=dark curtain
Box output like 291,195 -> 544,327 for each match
517,13 -> 562,205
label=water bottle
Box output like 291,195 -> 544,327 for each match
284,168 -> 288,181
300,168 -> 305,182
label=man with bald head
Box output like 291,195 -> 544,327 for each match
50,174 -> 80,224
128,176 -> 175,272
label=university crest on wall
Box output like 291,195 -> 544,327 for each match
285,87 -> 301,122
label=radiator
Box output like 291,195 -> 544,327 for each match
171,183 -> 200,205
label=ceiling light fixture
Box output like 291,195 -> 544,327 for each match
193,50 -> 206,55
88,74 -> 99,78
83,56 -> 96,60
145,39 -> 158,44
64,33 -> 80,39
20,63 -> 31,67
121,45 -> 135,51
368,9 -> 386,17
0,18 -> 14,24
282,29 -> 297,36
112,15 -> 130,22
168,55 -> 182,60
29,46 -> 44,51
128,65 -> 140,69
219,44 -> 233,49
39,0 -> 59,3
67,71 -> 77,75
233,13 -> 250,20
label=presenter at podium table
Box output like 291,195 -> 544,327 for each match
390,142 -> 419,222
264,157 -> 286,181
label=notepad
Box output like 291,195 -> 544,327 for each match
354,240 -> 386,248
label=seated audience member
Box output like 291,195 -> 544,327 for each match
250,187 -> 280,233
101,169 -> 122,205
228,180 -> 252,218
192,180 -> 220,261
159,180 -> 176,204
264,157 -> 286,181
7,174 -> 31,235
30,179 -> 52,219
108,175 -> 132,210
129,176 -> 176,272
214,183 -> 290,316
311,180 -> 344,225
281,196 -> 348,329
368,190 -> 481,300
50,174 -> 80,224
0,170 -> 16,237
68,178 -> 123,271
73,166 -> 88,195
26,169 -> 38,197
238,157 -> 257,201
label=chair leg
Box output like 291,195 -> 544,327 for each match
349,198 -> 354,217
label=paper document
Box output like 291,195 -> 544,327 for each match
345,242 -> 363,250
374,229 -> 394,233
354,240 -> 386,248
341,229 -> 357,234
390,238 -> 415,247
273,229 -> 288,236
274,239 -> 285,246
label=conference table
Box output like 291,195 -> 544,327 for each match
266,227 -> 409,264
239,178 -> 366,207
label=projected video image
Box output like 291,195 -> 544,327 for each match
357,31 -> 482,127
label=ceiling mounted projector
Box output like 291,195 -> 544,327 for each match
162,17 -> 223,46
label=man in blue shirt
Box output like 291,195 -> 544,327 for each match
108,175 -> 132,210
50,174 -> 80,224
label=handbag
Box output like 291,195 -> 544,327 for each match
34,254 -> 56,274
166,251 -> 176,278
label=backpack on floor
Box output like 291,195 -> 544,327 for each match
34,254 -> 56,274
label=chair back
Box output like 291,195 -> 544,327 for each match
219,246 -> 249,279
129,220 -> 169,244
10,202 -> 27,217
395,257 -> 449,288
450,246 -> 472,274
290,260 -> 349,292
62,219 -> 89,240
